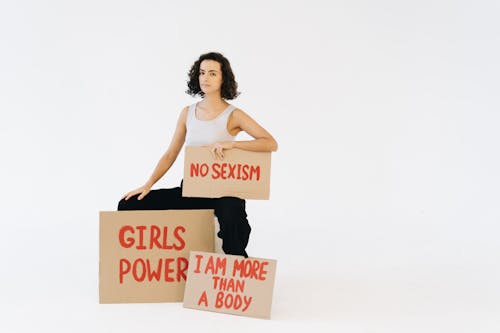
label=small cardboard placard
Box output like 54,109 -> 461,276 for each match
99,210 -> 214,303
183,251 -> 277,319
182,146 -> 271,200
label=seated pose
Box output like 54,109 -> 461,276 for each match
118,52 -> 278,258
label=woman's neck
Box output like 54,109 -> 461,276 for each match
200,93 -> 227,109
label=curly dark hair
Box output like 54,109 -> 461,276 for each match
185,52 -> 241,100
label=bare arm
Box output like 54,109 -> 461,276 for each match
123,106 -> 188,200
144,107 -> 188,186
208,109 -> 277,159
231,109 -> 278,151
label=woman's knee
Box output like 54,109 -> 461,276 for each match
215,197 -> 246,220
117,195 -> 138,210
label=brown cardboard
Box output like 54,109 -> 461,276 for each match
182,146 -> 271,200
183,251 -> 277,319
99,210 -> 214,303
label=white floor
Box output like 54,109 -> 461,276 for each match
2,269 -> 498,333
1,220 -> 498,333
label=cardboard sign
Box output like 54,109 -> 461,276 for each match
99,210 -> 214,303
183,251 -> 277,319
182,146 -> 271,200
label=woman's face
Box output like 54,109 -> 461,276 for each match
199,59 -> 223,94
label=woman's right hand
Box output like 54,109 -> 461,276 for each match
122,184 -> 152,201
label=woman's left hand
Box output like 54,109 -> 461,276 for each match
205,141 -> 234,160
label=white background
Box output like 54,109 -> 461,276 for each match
1,0 -> 499,332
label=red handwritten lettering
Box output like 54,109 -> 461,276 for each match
176,257 -> 188,281
132,258 -> 147,281
204,255 -> 227,275
191,162 -> 261,181
232,259 -> 269,280
228,163 -> 236,179
147,257 -> 162,281
164,258 -> 175,282
212,163 -> 220,179
197,291 -> 208,307
118,226 -> 135,248
118,257 -> 189,284
212,276 -> 245,292
136,226 -> 147,250
250,165 -> 260,181
194,254 -> 203,273
242,164 -> 249,180
237,164 -> 242,179
173,226 -> 186,250
214,291 -> 252,312
150,225 -> 162,249
191,163 -> 210,177
215,291 -> 224,309
190,163 -> 198,177
119,258 -> 131,283
117,225 -> 186,250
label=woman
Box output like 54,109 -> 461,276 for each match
118,52 -> 278,258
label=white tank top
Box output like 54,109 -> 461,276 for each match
185,102 -> 237,146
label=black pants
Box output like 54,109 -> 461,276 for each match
117,181 -> 251,258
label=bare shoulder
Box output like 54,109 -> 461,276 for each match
229,107 -> 244,124
172,105 -> 189,127
180,105 -> 190,118
231,108 -> 251,119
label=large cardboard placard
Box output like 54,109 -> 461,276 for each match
183,251 -> 277,319
182,146 -> 271,200
99,210 -> 214,303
